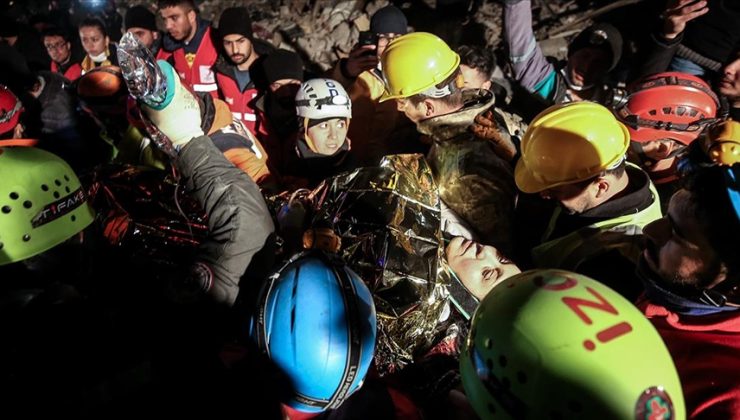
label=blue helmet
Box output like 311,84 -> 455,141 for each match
252,251 -> 377,413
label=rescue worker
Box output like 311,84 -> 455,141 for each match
281,78 -> 355,188
616,71 -> 719,204
78,17 -> 118,75
502,0 -> 710,105
250,48 -> 305,169
42,26 -> 82,81
380,32 -> 525,256
124,5 -> 162,55
77,66 -> 273,185
0,61 -> 277,412
157,0 -> 219,98
513,101 -> 662,301
461,269 -> 686,419
638,133 -> 740,417
328,5 -> 420,166
213,6 -> 274,134
76,66 -> 167,169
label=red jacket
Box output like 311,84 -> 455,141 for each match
171,26 -> 218,99
641,302 -> 740,419
215,71 -> 259,134
50,60 -> 82,81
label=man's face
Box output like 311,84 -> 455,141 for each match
720,56 -> 740,102
539,181 -> 594,214
43,35 -> 71,64
306,117 -> 349,155
628,139 -> 683,174
460,64 -> 491,90
222,34 -> 254,66
127,27 -> 157,50
567,47 -> 610,87
160,5 -> 195,42
642,189 -> 722,288
79,26 -> 108,57
446,237 -> 521,301
395,97 -> 427,123
376,32 -> 400,58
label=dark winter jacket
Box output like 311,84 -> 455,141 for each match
177,135 -> 275,306
418,89 -> 524,255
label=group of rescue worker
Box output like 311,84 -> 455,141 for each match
1,0 -> 739,418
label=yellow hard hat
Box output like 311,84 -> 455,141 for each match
515,102 -> 630,193
379,32 -> 461,102
703,119 -> 740,166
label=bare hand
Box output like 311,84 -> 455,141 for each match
470,110 -> 518,162
344,44 -> 379,78
662,0 -> 709,40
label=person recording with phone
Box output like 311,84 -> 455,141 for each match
327,5 -> 420,167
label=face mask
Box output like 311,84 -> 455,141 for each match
89,50 -> 108,63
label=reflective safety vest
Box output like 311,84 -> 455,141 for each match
172,26 -> 218,98
531,164 -> 663,270
216,72 -> 259,134
51,61 -> 82,81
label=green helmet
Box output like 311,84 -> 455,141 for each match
0,147 -> 95,265
460,269 -> 685,420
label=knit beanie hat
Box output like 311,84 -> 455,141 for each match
568,22 -> 623,72
263,49 -> 304,84
218,7 -> 253,40
124,6 -> 157,32
370,5 -> 408,35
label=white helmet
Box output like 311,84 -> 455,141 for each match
295,78 -> 352,120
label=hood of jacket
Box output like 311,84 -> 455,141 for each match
416,89 -> 496,140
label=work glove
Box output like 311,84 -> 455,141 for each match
141,60 -> 204,153
470,110 -> 518,163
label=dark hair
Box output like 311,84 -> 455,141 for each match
561,159 -> 627,193
78,17 -> 107,37
157,0 -> 197,12
457,45 -> 496,80
684,164 -> 740,284
407,68 -> 464,109
603,159 -> 627,179
42,26 -> 72,42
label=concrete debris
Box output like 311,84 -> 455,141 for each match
113,0 -> 608,71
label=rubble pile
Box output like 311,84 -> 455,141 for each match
119,0 -> 605,71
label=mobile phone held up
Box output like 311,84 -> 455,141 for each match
357,31 -> 378,56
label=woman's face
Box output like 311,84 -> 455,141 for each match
446,237 -> 521,301
306,118 -> 349,155
79,26 -> 108,57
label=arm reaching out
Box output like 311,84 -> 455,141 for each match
502,0 -> 557,100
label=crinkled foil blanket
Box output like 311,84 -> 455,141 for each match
86,165 -> 208,270
306,154 -> 452,375
88,159 -> 454,375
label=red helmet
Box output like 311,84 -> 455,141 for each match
616,72 -> 719,145
0,85 -> 23,136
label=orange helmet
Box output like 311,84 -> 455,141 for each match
616,72 -> 719,145
76,66 -> 129,116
